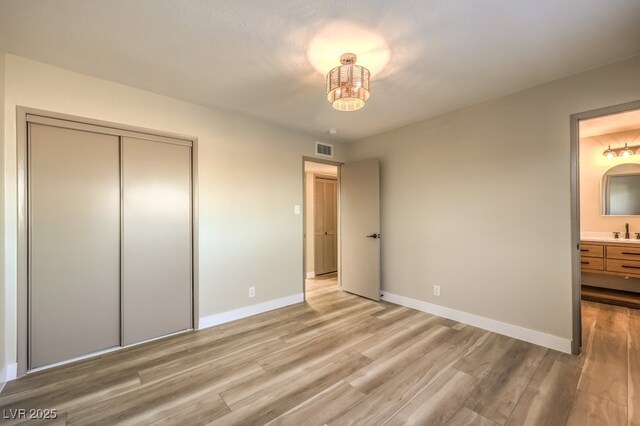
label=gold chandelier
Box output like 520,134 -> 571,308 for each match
326,53 -> 371,112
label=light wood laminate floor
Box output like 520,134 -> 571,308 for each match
1,275 -> 638,425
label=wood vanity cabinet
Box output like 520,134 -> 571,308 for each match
580,241 -> 640,277
580,243 -> 604,271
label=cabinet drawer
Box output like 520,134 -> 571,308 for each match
606,245 -> 640,261
579,243 -> 604,258
581,257 -> 604,271
606,258 -> 640,276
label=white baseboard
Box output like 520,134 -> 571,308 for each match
381,291 -> 572,354
199,293 -> 304,329
306,272 -> 315,279
1,362 -> 18,389
6,363 -> 17,381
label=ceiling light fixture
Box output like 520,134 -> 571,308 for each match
326,53 -> 370,112
603,143 -> 640,159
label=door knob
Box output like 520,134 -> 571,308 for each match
366,233 -> 380,239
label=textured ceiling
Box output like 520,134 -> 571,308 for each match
1,1 -> 639,141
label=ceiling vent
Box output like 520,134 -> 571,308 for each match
315,141 -> 333,158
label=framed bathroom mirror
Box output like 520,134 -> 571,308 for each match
602,163 -> 640,215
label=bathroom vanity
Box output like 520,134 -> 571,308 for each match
581,235 -> 640,307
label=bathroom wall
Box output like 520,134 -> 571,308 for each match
580,128 -> 640,234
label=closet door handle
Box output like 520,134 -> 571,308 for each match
366,233 -> 380,239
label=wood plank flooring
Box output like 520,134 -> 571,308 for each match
1,275 -> 639,425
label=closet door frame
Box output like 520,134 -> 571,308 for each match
16,106 -> 200,377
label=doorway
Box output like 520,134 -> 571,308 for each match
302,156 -> 382,302
571,100 -> 640,356
303,159 -> 340,298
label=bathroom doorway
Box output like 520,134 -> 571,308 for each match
570,100 -> 640,411
303,159 -> 340,299
578,108 -> 640,308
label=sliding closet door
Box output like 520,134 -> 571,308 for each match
30,124 -> 120,369
122,137 -> 192,345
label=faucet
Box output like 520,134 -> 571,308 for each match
625,223 -> 630,239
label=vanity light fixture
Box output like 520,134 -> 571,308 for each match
603,143 -> 640,160
326,53 -> 371,112
620,143 -> 633,158
603,145 -> 617,160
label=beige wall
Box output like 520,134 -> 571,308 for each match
348,55 -> 640,342
2,54 -> 346,367
580,129 -> 640,233
0,50 -> 5,382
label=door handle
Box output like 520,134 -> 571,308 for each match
366,233 -> 380,239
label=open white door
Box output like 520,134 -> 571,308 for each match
341,158 -> 380,301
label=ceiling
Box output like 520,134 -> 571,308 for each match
580,108 -> 640,138
1,1 -> 639,142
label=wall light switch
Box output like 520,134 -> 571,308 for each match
433,285 -> 441,297
294,205 -> 301,215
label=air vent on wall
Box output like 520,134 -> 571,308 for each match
315,141 -> 333,158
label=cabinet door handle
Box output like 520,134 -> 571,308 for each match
621,252 -> 640,256
581,261 -> 589,265
580,249 -> 588,252
621,264 -> 640,269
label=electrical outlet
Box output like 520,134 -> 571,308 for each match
433,285 -> 441,297
249,286 -> 255,298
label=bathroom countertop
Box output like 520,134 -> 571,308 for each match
581,231 -> 640,244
